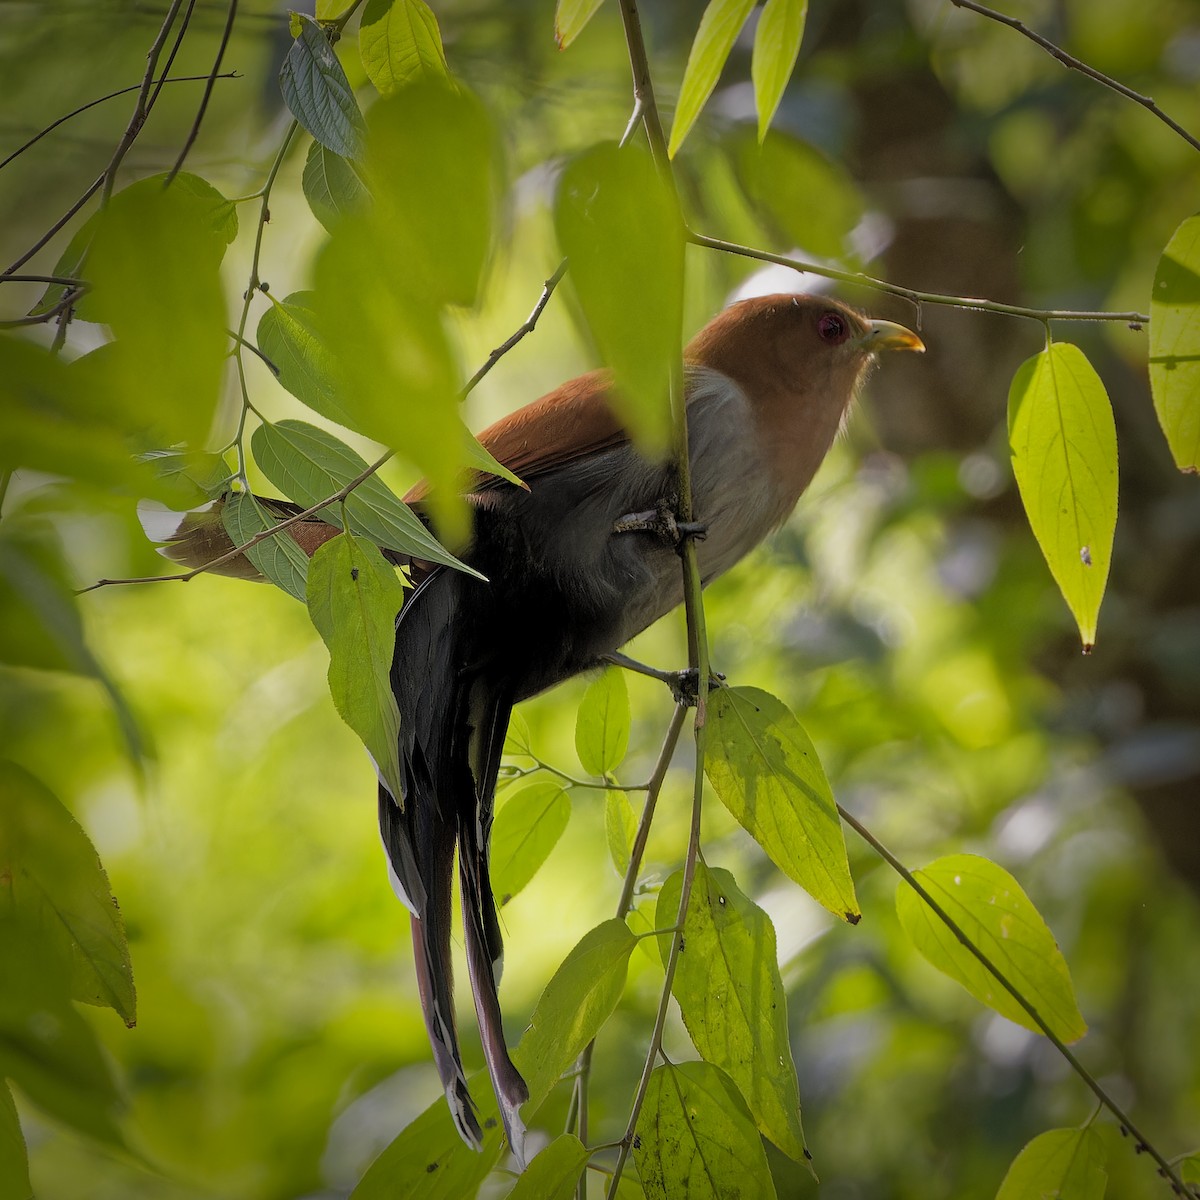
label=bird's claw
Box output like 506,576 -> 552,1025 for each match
669,667 -> 726,707
613,500 -> 708,552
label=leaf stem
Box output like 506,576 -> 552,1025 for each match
837,802 -> 1188,1197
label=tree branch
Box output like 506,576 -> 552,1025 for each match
165,0 -> 238,184
949,0 -> 1200,156
688,231 -> 1151,325
838,802 -> 1190,1197
0,72 -> 238,174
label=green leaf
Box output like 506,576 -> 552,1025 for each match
705,686 -> 858,922
995,1127 -> 1108,1200
634,1061 -> 777,1200
751,0 -> 807,141
281,14 -> 367,160
86,179 -> 229,449
513,918 -> 637,1103
305,533 -> 407,803
365,80 -> 499,309
732,129 -> 863,259
251,419 -> 476,575
302,140 -> 370,232
507,1134 -> 588,1200
1149,213 -> 1200,472
668,0 -> 757,158
0,762 -> 136,1025
895,853 -> 1087,1043
0,336 -> 150,493
575,667 -> 630,775
1181,1154 -> 1200,1186
360,0 -> 449,94
605,788 -> 637,876
0,912 -> 125,1147
222,491 -> 311,602
490,781 -> 571,906
657,864 -> 809,1166
462,431 -> 527,490
0,519 -> 144,763
139,449 -> 233,507
1008,343 -> 1117,650
0,1082 -> 32,1200
351,1076 -> 505,1198
32,171 -> 237,318
257,293 -> 363,433
554,142 -> 683,451
555,0 -> 606,48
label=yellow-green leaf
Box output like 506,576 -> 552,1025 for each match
605,788 -> 637,876
705,686 -> 858,922
306,532 -> 407,803
359,0 -> 449,95
0,1082 -> 32,1200
575,667 -> 630,775
87,179 -> 229,450
751,0 -> 807,141
896,853 -> 1087,1043
1008,343 -> 1117,650
0,763 -> 135,1025
731,128 -> 863,259
634,1061 -> 777,1200
554,142 -> 682,452
668,0 -> 757,158
657,864 -> 810,1166
995,1127 -> 1108,1200
1149,213 -> 1200,472
555,0 -> 605,48
514,918 -> 636,1103
490,781 -> 571,905
507,1134 -> 588,1200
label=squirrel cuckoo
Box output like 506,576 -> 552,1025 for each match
149,293 -> 923,1162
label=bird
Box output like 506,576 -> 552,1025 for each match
147,292 -> 923,1163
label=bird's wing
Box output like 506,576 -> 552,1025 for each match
404,369 -> 628,504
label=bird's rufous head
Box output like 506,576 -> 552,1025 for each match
684,292 -> 924,501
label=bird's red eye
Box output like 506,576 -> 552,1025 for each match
817,312 -> 847,343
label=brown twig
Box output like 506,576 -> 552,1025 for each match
0,72 -> 237,173
461,260 -> 568,395
949,0 -> 1200,156
165,0 -> 238,184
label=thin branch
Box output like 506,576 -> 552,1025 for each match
3,176 -> 105,276
165,0 -> 238,184
102,0 -> 188,204
950,0 -> 1200,156
76,448 -> 394,594
0,72 -> 238,174
228,328 -> 278,375
147,0 -> 200,109
837,802 -> 1189,1198
689,231 -> 1151,325
461,259 -> 568,394
607,706 -> 705,1199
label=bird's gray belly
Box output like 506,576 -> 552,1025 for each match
468,369 -> 778,699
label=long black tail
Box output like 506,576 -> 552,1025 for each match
379,569 -> 528,1163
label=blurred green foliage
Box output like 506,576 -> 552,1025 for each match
1,1 -> 1199,1198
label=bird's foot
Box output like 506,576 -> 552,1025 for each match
602,653 -> 724,706
613,500 -> 707,551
